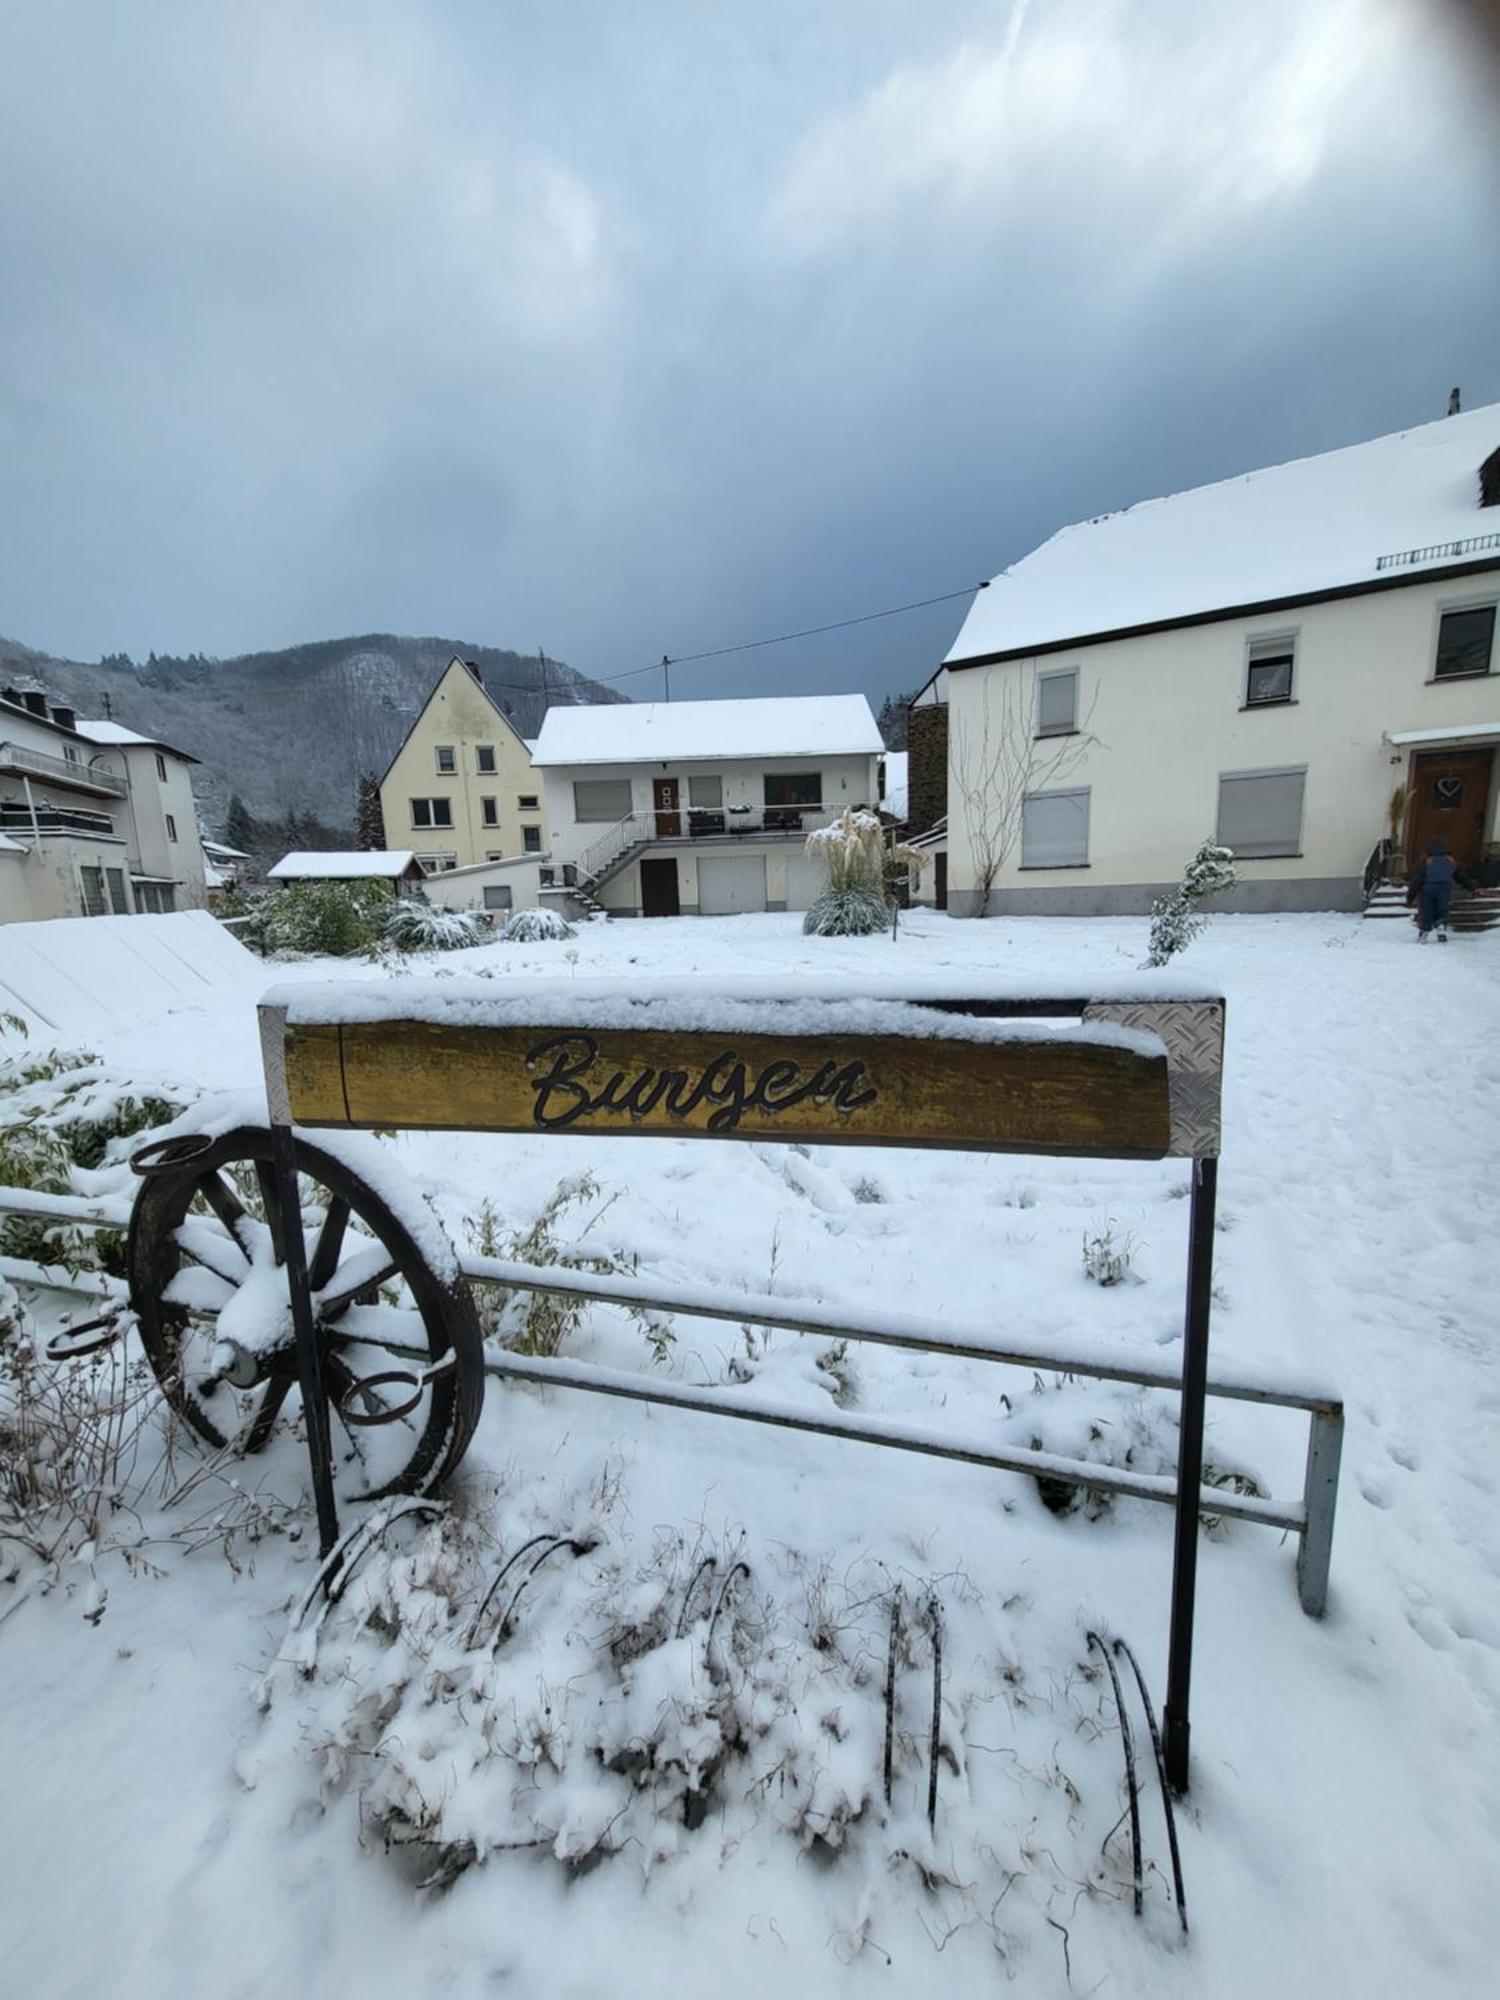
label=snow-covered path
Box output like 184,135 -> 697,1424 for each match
2,910 -> 1497,1998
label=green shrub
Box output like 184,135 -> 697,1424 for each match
383,902 -> 490,953
243,879 -> 393,957
502,907 -> 576,942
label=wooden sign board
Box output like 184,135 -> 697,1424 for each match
277,1016 -> 1174,1159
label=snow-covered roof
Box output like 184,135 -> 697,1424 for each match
1386,720 -> 1500,747
268,850 -> 419,881
202,839 -> 251,859
882,751 -> 909,821
948,404 -> 1500,665
73,717 -> 201,763
531,694 -> 883,767
0,831 -> 25,854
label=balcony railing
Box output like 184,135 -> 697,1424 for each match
0,740 -> 127,797
0,802 -> 121,842
578,803 -> 836,882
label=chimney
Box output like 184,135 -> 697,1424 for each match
51,705 -> 76,731
1448,386 -> 1462,416
1480,445 -> 1500,510
465,660 -> 483,685
22,690 -> 47,717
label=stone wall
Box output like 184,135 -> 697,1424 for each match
906,701 -> 948,838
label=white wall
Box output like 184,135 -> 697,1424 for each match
420,854 -> 547,913
945,570 -> 1500,913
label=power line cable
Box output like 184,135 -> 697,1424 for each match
478,577 -> 989,699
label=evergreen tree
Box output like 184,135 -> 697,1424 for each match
223,794 -> 257,851
356,773 -> 387,850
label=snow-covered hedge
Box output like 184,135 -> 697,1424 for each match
502,907 -> 576,942
382,902 -> 490,954
239,880 -> 392,958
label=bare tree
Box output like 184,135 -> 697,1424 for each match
950,667 -> 1099,914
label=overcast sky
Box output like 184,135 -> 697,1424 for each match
1,0 -> 1497,705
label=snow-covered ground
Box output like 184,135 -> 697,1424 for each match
3,909 -> 1498,1999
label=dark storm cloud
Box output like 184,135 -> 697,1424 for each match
0,0 -> 1496,703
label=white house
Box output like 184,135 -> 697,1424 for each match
0,682 -> 208,924
529,694 -> 884,916
927,404 -> 1500,916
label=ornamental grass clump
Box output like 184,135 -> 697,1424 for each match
502,907 -> 576,942
802,809 -> 890,937
382,901 -> 489,954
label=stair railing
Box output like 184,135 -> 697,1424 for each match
580,811 -> 651,883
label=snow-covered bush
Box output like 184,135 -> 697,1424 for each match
1081,1222 -> 1134,1287
1142,840 -> 1238,967
501,906 -> 576,942
803,885 -> 889,937
382,901 -> 489,954
241,879 -> 392,958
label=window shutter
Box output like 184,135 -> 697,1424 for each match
574,778 -> 633,822
1021,789 -> 1089,867
1217,769 -> 1305,857
1037,671 -> 1078,735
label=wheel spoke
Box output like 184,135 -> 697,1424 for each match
199,1172 -> 257,1259
241,1373 -> 294,1455
308,1196 -> 350,1289
254,1160 -> 287,1264
317,1251 -> 401,1320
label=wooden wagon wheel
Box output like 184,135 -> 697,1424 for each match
127,1125 -> 483,1501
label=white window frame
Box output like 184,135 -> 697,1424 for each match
1431,595 -> 1498,683
155,753 -> 167,782
1243,630 -> 1297,708
411,797 -> 454,829
688,774 -> 724,808
475,744 -> 497,774
1035,667 -> 1079,738
483,884 -> 514,911
481,796 -> 499,827
574,778 -> 633,823
1216,764 -> 1306,859
1020,786 -> 1090,869
522,824 -> 542,853
416,852 -> 458,874
518,793 -> 539,811
435,744 -> 457,774
165,813 -> 178,843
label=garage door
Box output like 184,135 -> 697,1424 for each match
698,853 -> 767,916
784,851 -> 826,912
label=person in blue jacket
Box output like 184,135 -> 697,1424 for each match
1406,838 -> 1479,941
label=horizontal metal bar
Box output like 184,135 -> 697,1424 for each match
0,1185 -> 133,1229
0,1255 -> 127,1299
483,1348 -> 1305,1532
459,1251 -> 1341,1415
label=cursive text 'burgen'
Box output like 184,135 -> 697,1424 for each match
526,1033 -> 878,1133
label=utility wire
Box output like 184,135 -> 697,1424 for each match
479,577 -> 989,699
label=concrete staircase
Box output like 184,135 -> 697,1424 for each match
1362,882 -> 1499,933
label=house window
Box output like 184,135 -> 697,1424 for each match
1434,604 -> 1496,680
1245,634 -> 1296,706
155,753 -> 167,782
483,885 -> 514,912
1036,669 -> 1078,736
482,797 -> 499,827
80,865 -> 107,916
1020,787 -> 1090,868
165,813 -> 178,842
63,744 -> 80,765
522,824 -> 542,853
435,745 -> 457,774
1216,765 -> 1306,858
411,798 -> 454,829
417,852 -> 457,873
105,868 -> 129,914
518,793 -> 539,811
763,772 -> 820,807
574,778 -> 633,822
688,775 -> 723,808
475,744 -> 496,774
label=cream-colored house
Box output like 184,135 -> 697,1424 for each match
0,681 -> 207,924
530,694 -> 883,916
378,657 -> 545,876
928,405 -> 1500,915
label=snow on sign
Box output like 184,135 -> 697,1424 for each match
264,979 -> 1225,1158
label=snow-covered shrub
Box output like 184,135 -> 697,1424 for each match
242,879 -> 392,958
1142,840 -> 1238,967
501,906 -> 576,943
382,901 -> 489,954
803,885 -> 889,937
464,1177 -> 673,1360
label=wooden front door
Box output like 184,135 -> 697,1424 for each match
653,778 -> 681,839
1406,748 -> 1493,870
640,857 -> 680,917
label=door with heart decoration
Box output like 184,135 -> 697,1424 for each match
1405,748 -> 1494,869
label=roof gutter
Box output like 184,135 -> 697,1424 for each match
944,553 -> 1500,674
